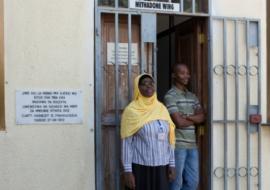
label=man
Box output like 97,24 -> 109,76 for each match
164,63 -> 205,190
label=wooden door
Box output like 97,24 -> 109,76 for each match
101,14 -> 141,190
175,18 -> 209,190
100,14 -> 154,189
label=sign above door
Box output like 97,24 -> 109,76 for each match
129,0 -> 180,13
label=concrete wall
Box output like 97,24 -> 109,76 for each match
211,0 -> 270,189
0,1 -> 95,190
212,0 -> 265,18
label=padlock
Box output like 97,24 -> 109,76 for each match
249,114 -> 262,124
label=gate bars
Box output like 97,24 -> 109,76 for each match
210,17 -> 262,190
95,1 -> 157,190
95,1 -> 212,190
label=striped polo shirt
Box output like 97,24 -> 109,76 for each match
121,120 -> 175,172
164,86 -> 201,149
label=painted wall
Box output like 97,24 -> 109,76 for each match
0,1 -> 95,190
212,0 -> 266,19
211,0 -> 270,189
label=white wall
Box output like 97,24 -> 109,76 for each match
211,0 -> 270,189
212,0 -> 266,18
0,1 -> 95,190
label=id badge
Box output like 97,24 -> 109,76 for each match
158,133 -> 166,141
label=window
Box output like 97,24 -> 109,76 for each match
98,0 -> 128,7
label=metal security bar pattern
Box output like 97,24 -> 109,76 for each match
95,1 -> 158,189
210,18 -> 261,190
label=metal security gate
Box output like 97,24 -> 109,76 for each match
210,17 -> 262,190
95,5 -> 158,190
95,1 -> 210,190
95,12 -> 157,190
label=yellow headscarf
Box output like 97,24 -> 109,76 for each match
120,74 -> 175,145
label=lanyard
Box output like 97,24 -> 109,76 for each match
157,120 -> 164,133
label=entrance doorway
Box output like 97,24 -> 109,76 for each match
156,15 -> 209,190
96,12 -> 209,190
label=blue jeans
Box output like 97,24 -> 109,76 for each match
170,148 -> 199,190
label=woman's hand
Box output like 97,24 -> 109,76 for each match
168,167 -> 176,182
124,172 -> 135,189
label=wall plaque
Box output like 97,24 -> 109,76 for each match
16,90 -> 83,124
107,42 -> 139,65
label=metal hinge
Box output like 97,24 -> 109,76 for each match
197,125 -> 205,136
95,28 -> 100,37
199,33 -> 205,44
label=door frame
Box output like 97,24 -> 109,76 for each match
94,1 -> 211,190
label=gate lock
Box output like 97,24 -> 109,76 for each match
249,114 -> 262,124
248,105 -> 261,134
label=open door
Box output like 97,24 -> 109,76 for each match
157,16 -> 209,190
175,18 -> 209,190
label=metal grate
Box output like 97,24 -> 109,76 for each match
210,17 -> 262,190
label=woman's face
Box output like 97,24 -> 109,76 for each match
138,76 -> 155,97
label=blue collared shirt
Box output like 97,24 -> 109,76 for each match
122,120 -> 175,172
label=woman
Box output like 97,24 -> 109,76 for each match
121,74 -> 176,190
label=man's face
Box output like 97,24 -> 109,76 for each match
174,65 -> 190,86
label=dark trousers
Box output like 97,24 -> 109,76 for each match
125,164 -> 169,190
